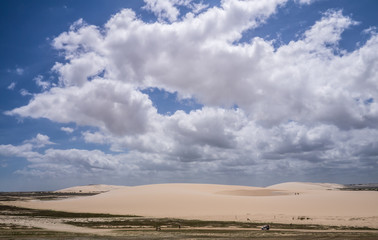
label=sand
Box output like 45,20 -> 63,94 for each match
0,215 -> 115,235
54,184 -> 125,193
10,182 -> 378,228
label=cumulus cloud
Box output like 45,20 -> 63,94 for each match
19,89 -> 32,96
142,0 -> 210,22
7,82 -> 16,90
24,134 -> 55,148
34,75 -> 51,90
295,0 -> 316,5
4,147 -> 128,178
0,143 -> 35,158
143,0 -> 183,22
61,127 -> 74,133
190,1 -> 208,14
4,0 -> 378,183
7,79 -> 157,136
15,67 -> 24,75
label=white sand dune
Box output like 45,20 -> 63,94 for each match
266,182 -> 345,191
12,183 -> 378,228
54,184 -> 126,193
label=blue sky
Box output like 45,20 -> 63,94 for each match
1,0 -> 378,191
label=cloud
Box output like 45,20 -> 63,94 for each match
303,10 -> 358,48
34,75 -> 51,90
7,79 -> 157,136
362,26 -> 377,35
142,0 -> 210,22
294,0 -> 315,5
52,52 -> 106,87
7,82 -> 16,90
190,1 -> 209,14
2,111 -> 378,184
36,148 -> 120,171
19,89 -> 32,96
15,67 -> 24,75
143,0 -> 183,22
61,127 -> 74,134
10,148 -> 128,178
24,134 -> 55,148
4,1 -> 378,184
0,143 -> 35,157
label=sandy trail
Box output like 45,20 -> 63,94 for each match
0,215 -> 116,236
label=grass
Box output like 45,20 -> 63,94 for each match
0,204 -> 139,218
0,191 -> 100,201
0,223 -> 40,230
0,228 -> 377,240
113,229 -> 378,240
0,228 -> 94,239
64,217 -> 376,231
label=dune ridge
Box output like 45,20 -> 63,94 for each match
11,182 -> 378,228
54,184 -> 126,193
267,182 -> 345,191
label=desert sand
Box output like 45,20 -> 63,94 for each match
10,182 -> 378,228
55,184 -> 126,193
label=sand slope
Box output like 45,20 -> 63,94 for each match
55,184 -> 125,193
267,182 -> 344,191
13,183 -> 378,228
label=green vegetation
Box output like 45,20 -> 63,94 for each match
64,217 -> 375,231
0,191 -> 99,201
340,184 -> 378,191
0,228 -> 93,239
0,228 -> 377,240
0,204 -> 139,218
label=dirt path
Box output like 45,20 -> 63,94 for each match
0,215 -> 116,236
171,226 -> 378,233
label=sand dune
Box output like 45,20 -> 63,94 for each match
267,182 -> 345,191
12,183 -> 378,228
54,184 -> 125,193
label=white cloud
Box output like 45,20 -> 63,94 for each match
61,127 -> 74,134
7,79 -> 157,136
82,131 -> 106,144
190,1 -> 209,14
19,89 -> 32,96
34,75 -> 51,90
52,52 -> 106,87
10,148 -> 129,178
24,134 -> 55,148
362,26 -> 377,35
3,115 -> 377,183
2,107 -> 378,183
0,143 -> 34,157
295,0 -> 315,5
143,0 -> 196,22
303,10 -> 358,48
5,1 -> 378,184
15,67 -> 24,75
7,82 -> 16,90
143,0 -> 181,22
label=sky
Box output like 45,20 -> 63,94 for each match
1,0 -> 378,191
